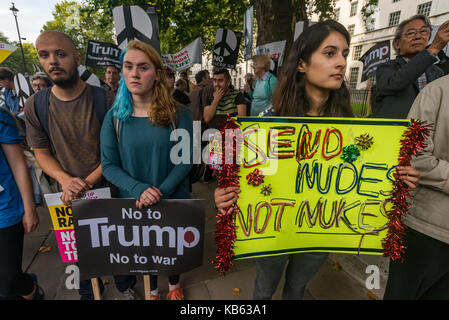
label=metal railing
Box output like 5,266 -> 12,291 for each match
350,88 -> 373,117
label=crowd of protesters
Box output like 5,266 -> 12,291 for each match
1,12 -> 449,301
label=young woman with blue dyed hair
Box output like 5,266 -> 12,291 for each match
100,40 -> 193,300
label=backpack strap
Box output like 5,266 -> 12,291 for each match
171,104 -> 182,131
113,106 -> 179,143
266,73 -> 276,96
113,116 -> 122,140
266,73 -> 271,96
34,87 -> 52,139
91,85 -> 108,125
34,85 -> 108,140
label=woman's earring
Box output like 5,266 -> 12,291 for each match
297,62 -> 306,74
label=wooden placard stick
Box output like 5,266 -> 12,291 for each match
143,275 -> 151,300
91,278 -> 102,300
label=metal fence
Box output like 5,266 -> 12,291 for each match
349,88 -> 372,118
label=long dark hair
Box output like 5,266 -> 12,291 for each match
273,20 -> 353,117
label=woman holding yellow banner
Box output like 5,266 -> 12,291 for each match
101,40 -> 193,300
215,20 -> 419,300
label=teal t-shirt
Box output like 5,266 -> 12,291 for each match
250,73 -> 278,116
100,106 -> 193,200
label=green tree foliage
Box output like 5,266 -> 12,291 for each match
42,1 -> 115,61
81,0 -> 253,55
81,0 -> 379,54
361,0 -> 379,31
254,0 -> 379,73
0,32 -> 40,75
37,0 -> 379,71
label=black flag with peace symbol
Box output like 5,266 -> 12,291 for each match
212,28 -> 242,69
113,5 -> 161,54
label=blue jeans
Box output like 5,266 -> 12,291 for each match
253,252 -> 328,300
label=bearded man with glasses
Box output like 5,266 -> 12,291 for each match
372,15 -> 449,119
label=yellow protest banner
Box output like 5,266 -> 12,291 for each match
0,43 -> 17,64
46,199 -> 74,231
44,188 -> 111,263
233,117 -> 410,259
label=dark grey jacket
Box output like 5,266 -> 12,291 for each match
373,49 -> 444,119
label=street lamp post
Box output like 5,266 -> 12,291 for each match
10,2 -> 28,76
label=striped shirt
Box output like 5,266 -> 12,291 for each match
206,88 -> 246,129
210,88 -> 245,116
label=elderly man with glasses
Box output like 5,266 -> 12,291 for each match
30,72 -> 52,93
372,15 -> 449,119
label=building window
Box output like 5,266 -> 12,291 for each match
389,11 -> 401,27
348,24 -> 355,36
349,67 -> 359,89
353,45 -> 363,60
350,1 -> 358,17
417,2 -> 432,16
334,8 -> 340,21
393,0 -> 400,3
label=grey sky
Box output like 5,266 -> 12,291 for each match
0,0 -> 74,45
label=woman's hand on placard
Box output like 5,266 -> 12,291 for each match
397,166 -> 420,191
136,187 -> 163,209
214,186 -> 240,215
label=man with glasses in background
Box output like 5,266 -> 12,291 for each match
30,72 -> 52,93
373,15 -> 449,118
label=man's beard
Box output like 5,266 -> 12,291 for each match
47,67 -> 79,89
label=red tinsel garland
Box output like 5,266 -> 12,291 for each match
382,119 -> 431,261
212,117 -> 242,274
